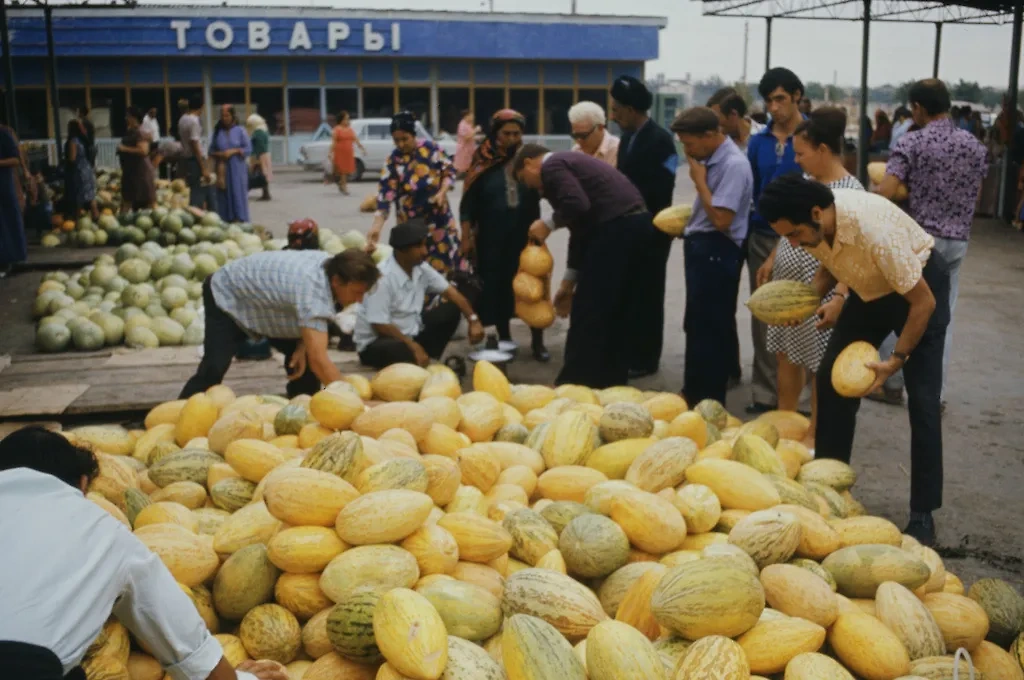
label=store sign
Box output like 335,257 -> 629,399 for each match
169,19 -> 401,53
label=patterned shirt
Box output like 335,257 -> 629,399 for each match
353,256 -> 451,352
211,250 -> 338,338
805,189 -> 935,302
885,117 -> 988,241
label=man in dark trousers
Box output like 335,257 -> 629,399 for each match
514,144 -> 649,388
610,75 -> 679,379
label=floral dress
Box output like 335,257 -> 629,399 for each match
376,140 -> 470,277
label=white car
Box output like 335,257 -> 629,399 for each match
297,118 -> 458,180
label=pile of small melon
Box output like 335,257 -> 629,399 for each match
68,361 -> 1024,680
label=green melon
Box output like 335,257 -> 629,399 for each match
121,285 -> 151,309
178,227 -> 197,245
89,264 -> 118,288
135,215 -> 154,231
104,275 -> 129,294
126,227 -> 146,245
125,325 -> 160,349
161,287 -> 189,310
171,254 -> 196,279
151,317 -> 185,346
417,578 -> 502,641
98,215 -> 119,231
34,291 -> 63,318
161,214 -> 183,234
968,578 -> 1024,646
186,281 -> 204,300
144,303 -> 168,319
598,402 -> 655,443
118,258 -> 152,284
151,256 -> 174,280
90,312 -> 125,345
273,404 -> 312,436
822,544 -> 931,598
539,501 -> 594,535
170,306 -> 198,328
326,587 -> 386,664
183,322 -> 205,345
148,448 -> 223,488
694,399 -> 729,429
300,432 -> 362,481
559,513 -> 630,578
213,543 -> 281,621
36,322 -> 72,352
210,478 -> 258,513
193,254 -> 219,281
494,423 -> 529,444
123,487 -> 152,526
76,216 -> 94,231
200,213 -> 222,227
65,281 -> 86,300
71,319 -> 106,351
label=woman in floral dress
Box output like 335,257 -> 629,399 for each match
366,111 -> 469,282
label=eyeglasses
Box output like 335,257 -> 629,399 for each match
571,127 -> 597,141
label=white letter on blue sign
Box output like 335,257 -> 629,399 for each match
391,23 -> 400,51
249,21 -> 270,51
171,20 -> 191,50
289,21 -> 312,51
206,21 -> 234,50
364,22 -> 384,52
328,21 -> 350,50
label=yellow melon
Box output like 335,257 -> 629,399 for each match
267,526 -> 346,574
263,467 -> 359,526
239,603 -> 302,665
336,490 -> 434,545
828,612 -> 911,680
175,393 -> 219,446
831,341 -> 880,398
738,617 -> 827,675
372,588 -> 448,679
309,389 -> 365,430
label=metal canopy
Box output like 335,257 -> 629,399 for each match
702,0 -> 1014,24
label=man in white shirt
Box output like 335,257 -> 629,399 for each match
356,219 -> 484,368
568,101 -> 620,167
141,107 -> 161,143
0,427 -> 287,680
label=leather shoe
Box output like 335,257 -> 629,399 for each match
628,367 -> 658,380
532,344 -> 551,363
904,512 -> 936,547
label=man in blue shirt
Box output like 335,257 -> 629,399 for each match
746,67 -> 807,413
671,107 -> 753,405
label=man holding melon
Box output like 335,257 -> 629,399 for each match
758,174 -> 951,545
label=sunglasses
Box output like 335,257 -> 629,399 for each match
571,127 -> 597,141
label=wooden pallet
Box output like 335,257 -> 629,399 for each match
0,347 -> 371,419
15,245 -> 117,272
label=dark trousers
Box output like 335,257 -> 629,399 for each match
358,301 -> 462,369
179,279 -> 320,399
184,157 -> 217,212
816,253 -> 951,512
557,212 -> 648,388
683,231 -> 744,405
627,226 -> 673,372
0,641 -> 83,680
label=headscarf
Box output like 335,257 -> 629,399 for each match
390,111 -> 417,135
247,114 -> 268,134
610,75 -> 653,112
462,109 -> 527,198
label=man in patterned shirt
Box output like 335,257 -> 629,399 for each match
179,249 -> 381,399
876,79 -> 988,405
759,174 -> 951,545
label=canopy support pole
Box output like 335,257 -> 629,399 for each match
765,17 -> 773,71
857,0 -> 871,186
0,0 -> 16,131
1000,4 -> 1023,220
933,22 -> 943,78
45,6 -> 62,164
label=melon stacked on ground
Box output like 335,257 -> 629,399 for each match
514,244 -> 555,330
71,366 -> 1024,680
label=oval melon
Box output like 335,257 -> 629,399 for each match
213,543 -> 281,621
650,560 -> 764,639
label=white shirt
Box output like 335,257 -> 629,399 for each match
353,255 -> 451,352
0,469 -> 256,680
141,115 -> 161,142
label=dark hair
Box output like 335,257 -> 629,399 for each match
750,111 -> 769,125
188,94 -> 203,111
66,119 -> 84,141
214,105 -> 239,133
512,143 -> 550,175
758,67 -> 805,100
391,110 -> 417,135
795,106 -> 847,155
719,93 -> 748,119
0,426 -> 99,488
126,106 -> 143,122
706,87 -> 738,108
337,110 -> 350,123
78,106 -> 89,117
178,98 -> 190,114
758,173 -> 835,227
670,107 -> 721,136
908,79 -> 951,116
875,109 -> 891,127
324,250 -> 381,287
893,106 -> 911,122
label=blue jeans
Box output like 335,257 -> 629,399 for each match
879,236 -> 968,396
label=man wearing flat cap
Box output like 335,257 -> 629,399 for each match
355,219 -> 485,368
611,74 -> 679,380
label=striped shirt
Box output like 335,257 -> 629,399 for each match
353,256 -> 451,352
211,250 -> 338,338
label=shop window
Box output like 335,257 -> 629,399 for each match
544,90 -> 573,135
128,61 -> 164,86
287,88 -> 323,133
542,63 -> 574,87
250,87 -> 285,134
90,61 -> 126,87
57,61 -> 87,86
129,89 -> 168,138
437,61 -> 469,84
362,61 -> 394,85
325,88 -> 357,126
363,88 -> 394,119
14,89 -> 47,139
398,87 -> 431,128
475,88 -> 506,131
509,89 -> 538,135
57,88 -> 87,133
90,88 -> 127,138
210,61 -> 246,84
438,88 -> 469,137
287,61 -> 321,86
508,63 -> 539,86
324,61 -> 358,84
576,88 -> 609,112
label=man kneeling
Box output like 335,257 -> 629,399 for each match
356,219 -> 484,368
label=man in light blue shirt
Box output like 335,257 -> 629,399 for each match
671,107 -> 754,405
356,219 -> 484,368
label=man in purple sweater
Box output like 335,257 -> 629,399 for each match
513,144 -> 650,388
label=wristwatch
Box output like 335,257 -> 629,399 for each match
468,314 -> 479,323
892,351 -> 910,364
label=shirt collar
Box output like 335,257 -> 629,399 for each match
926,117 -> 955,131
542,152 -> 553,163
705,136 -> 736,167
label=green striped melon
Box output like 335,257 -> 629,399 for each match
558,513 -> 631,579
355,458 -> 429,494
746,280 -> 820,325
968,578 -> 1024,647
273,404 -> 312,436
797,458 -> 858,492
501,568 -> 608,642
733,435 -> 786,476
442,635 -> 506,680
693,399 -> 729,429
502,614 -> 587,680
822,544 -> 931,598
651,560 -> 764,639
123,487 -> 152,526
875,581 -> 946,660
210,478 -> 257,512
538,501 -> 594,534
624,437 -> 698,493
674,635 -> 750,679
503,508 -> 560,566
541,411 -> 598,468
598,402 -> 654,443
148,449 -> 223,488
727,509 -> 802,568
325,587 -> 385,664
766,475 -> 819,511
301,431 -> 362,483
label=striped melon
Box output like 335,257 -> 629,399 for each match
738,617 -> 827,675
609,490 -> 687,554
599,402 -> 654,442
651,560 -> 764,639
910,655 -> 980,680
457,447 -> 502,492
150,480 -> 206,509
212,501 -> 283,555
789,558 -> 838,591
596,562 -> 664,617
502,568 -> 608,641
673,635 -> 750,680
325,587 -> 386,665
213,543 -> 281,621
88,493 -> 131,527
133,423 -> 177,465
239,603 -> 302,665
766,475 -> 819,511
585,620 -> 666,680
494,423 -> 530,444
538,501 -> 593,534
72,425 -> 136,456
502,508 -> 559,566
496,465 -> 538,496
420,370 -> 462,401
784,652 -> 855,680
540,411 -> 598,468
968,578 -> 1024,647
320,545 -> 420,603
822,544 -> 931,598
268,526 -> 346,574
1012,633 -> 1023,670
416,578 -> 502,641
831,341 -> 880,398
828,612 -> 911,680
303,652 -> 376,680
210,478 -> 257,512
457,392 -> 505,443
535,549 -> 567,574
804,482 -> 849,518
624,437 -> 698,492
760,563 -> 838,628
702,543 -> 759,576
263,468 -> 359,526
420,455 -> 462,506
357,458 -> 430,494
421,423 -> 470,459
452,562 -> 504,599
746,280 -> 820,325
372,363 -> 430,402
875,581 -> 946,660
442,635 -> 506,680
586,438 -> 657,480
445,486 -> 489,516
797,458 -> 857,492
920,593 -> 990,653
733,435 -> 786,476
972,640 -> 1024,680
134,500 -> 199,533
727,509 -> 801,567
301,431 -> 363,480
503,613 -> 587,680
400,525 -> 460,576
559,513 -> 631,578
135,523 -> 219,587
735,419 -> 780,447
834,516 -> 903,548
582,480 -> 641,516
208,411 -> 265,454
437,513 -> 512,563
684,459 -> 781,510
373,588 -> 448,680
274,573 -> 333,620
670,483 -> 722,534
614,564 -> 667,640
148,449 -> 222,488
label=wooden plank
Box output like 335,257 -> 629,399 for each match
9,348 -> 113,365
0,384 -> 90,417
0,421 -> 62,438
0,355 -> 10,375
16,246 -> 117,271
104,346 -> 210,368
65,377 -> 283,415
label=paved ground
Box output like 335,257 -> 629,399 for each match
3,166 -> 1021,585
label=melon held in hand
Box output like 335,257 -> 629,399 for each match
831,341 -> 880,398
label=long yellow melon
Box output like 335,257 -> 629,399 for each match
738,617 -> 827,675
372,588 -> 448,680
584,620 -> 666,680
828,612 -> 910,680
267,526 -> 346,574
650,560 -> 764,639
746,280 -> 820,325
784,652 -> 855,680
336,490 -> 434,545
502,568 -> 608,642
263,467 -> 359,526
684,459 -> 781,511
502,614 -> 587,680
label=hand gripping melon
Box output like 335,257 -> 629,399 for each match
372,588 -> 448,680
968,578 -> 1024,647
673,635 -> 749,679
512,271 -> 545,303
501,568 -> 608,642
239,603 -> 302,665
822,544 -> 931,598
828,612 -> 911,680
442,636 -> 506,680
558,514 -> 631,579
784,652 -> 856,680
760,563 -> 838,628
746,279 -> 821,325
335,490 -> 434,545
584,620 -> 666,680
831,341 -> 880,398
213,543 -> 281,621
727,508 -> 802,568
503,614 -> 587,680
650,560 -> 765,639
652,203 -> 693,237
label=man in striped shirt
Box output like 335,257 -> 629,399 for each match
179,249 -> 380,398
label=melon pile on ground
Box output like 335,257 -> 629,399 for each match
70,364 -> 1024,680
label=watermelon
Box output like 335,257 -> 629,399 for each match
37,322 -> 72,352
326,587 -> 386,664
152,317 -> 186,346
72,320 -> 106,351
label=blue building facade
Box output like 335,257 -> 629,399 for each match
2,8 -> 665,160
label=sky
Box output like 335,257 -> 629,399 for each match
304,0 -> 1021,88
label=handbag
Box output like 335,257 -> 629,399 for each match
249,165 -> 267,190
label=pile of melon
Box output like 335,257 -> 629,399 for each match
514,245 -> 556,330
70,363 -> 1024,680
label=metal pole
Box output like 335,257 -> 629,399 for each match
1000,4 -> 1022,220
0,0 -> 16,130
932,23 -> 943,79
44,6 -> 61,164
857,0 -> 870,186
765,17 -> 772,72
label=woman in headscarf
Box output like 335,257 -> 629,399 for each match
459,109 -> 548,361
208,104 -> 251,222
246,113 -> 273,201
366,111 -> 469,282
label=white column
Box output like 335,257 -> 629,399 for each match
430,63 -> 439,137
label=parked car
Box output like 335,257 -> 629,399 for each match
298,118 -> 458,180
